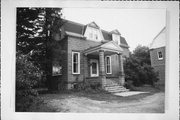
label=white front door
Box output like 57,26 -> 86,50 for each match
90,59 -> 99,77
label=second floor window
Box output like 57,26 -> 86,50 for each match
88,27 -> 99,40
112,34 -> 120,45
157,51 -> 163,60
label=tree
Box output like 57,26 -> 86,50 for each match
132,45 -> 151,65
124,45 -> 159,86
16,8 -> 64,111
16,8 -> 64,89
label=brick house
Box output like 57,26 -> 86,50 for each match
149,27 -> 166,86
50,19 -> 130,90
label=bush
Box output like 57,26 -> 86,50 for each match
73,82 -> 103,93
124,45 -> 159,87
16,53 -> 41,111
124,81 -> 137,91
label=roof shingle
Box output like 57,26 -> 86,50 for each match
62,19 -> 129,47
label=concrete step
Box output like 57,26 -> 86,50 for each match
105,79 -> 129,93
106,89 -> 129,93
105,85 -> 129,93
106,85 -> 125,89
105,87 -> 125,91
105,84 -> 119,87
107,89 -> 129,93
105,88 -> 128,91
105,87 -> 129,91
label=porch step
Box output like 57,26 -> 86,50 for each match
106,79 -> 119,86
105,85 -> 129,93
105,79 -> 129,93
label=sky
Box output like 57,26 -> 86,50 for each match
62,8 -> 166,51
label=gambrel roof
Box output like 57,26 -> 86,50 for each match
62,19 -> 129,48
110,29 -> 121,35
87,21 -> 100,29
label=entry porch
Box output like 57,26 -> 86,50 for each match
83,41 -> 125,88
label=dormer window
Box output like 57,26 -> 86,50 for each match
89,32 -> 93,39
84,22 -> 104,41
88,27 -> 99,40
112,34 -> 120,45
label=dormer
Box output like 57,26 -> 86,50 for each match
111,29 -> 121,45
84,22 -> 104,42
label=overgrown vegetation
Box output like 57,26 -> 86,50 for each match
16,8 -> 63,111
124,45 -> 159,87
16,53 -> 41,111
73,82 -> 103,93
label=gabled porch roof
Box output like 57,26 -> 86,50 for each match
84,41 -> 123,56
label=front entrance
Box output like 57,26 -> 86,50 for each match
90,59 -> 99,77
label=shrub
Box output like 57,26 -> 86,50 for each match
16,52 -> 41,111
124,45 -> 159,87
124,80 -> 137,91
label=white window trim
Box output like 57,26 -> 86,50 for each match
84,26 -> 102,42
90,59 -> 99,77
157,51 -> 163,60
112,34 -> 120,45
106,56 -> 112,74
72,52 -> 80,74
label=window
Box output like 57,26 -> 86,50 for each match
72,52 -> 80,74
95,34 -> 98,40
88,27 -> 99,40
52,61 -> 62,76
157,51 -> 163,60
89,32 -> 93,39
90,59 -> 99,77
112,34 -> 120,45
106,56 -> 112,74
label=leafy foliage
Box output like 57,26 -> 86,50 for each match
16,53 -> 41,111
16,8 -> 63,74
124,45 -> 159,86
16,8 -> 64,89
132,45 -> 151,65
16,8 -> 64,111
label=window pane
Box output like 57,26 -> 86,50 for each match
158,52 -> 163,58
73,53 -> 78,63
95,34 -> 98,40
73,63 -> 77,73
92,62 -> 97,74
89,33 -> 93,39
107,65 -> 110,73
106,56 -> 111,73
107,57 -> 109,65
113,34 -> 120,45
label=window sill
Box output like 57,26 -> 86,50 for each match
158,58 -> 163,60
106,73 -> 112,74
72,73 -> 80,75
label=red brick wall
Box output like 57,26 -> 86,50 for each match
67,37 -> 101,86
153,65 -> 165,85
150,47 -> 165,66
150,47 -> 165,85
65,36 -> 130,89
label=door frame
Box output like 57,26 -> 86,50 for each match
90,59 -> 99,77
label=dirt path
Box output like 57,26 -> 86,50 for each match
43,92 -> 164,113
